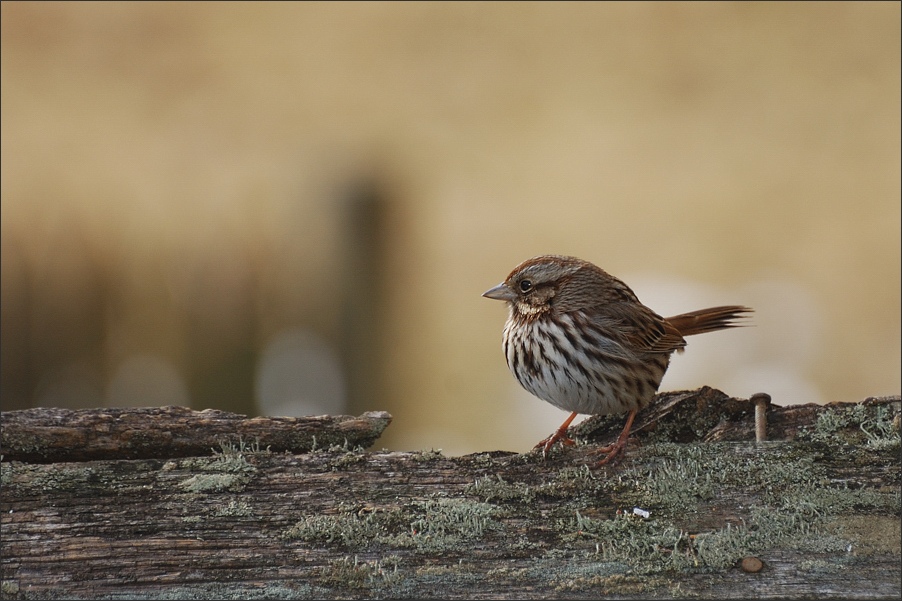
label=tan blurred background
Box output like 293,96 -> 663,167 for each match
2,2 -> 899,456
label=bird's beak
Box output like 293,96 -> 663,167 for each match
482,283 -> 517,302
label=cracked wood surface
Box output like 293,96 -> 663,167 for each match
1,389 -> 900,600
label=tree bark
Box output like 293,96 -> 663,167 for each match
2,389 -> 900,600
0,406 -> 392,463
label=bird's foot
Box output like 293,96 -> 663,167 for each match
591,408 -> 639,466
534,429 -> 576,458
591,435 -> 636,466
534,411 -> 579,459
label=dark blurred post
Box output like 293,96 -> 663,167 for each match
0,237 -> 32,411
337,177 -> 389,417
0,232 -> 108,411
181,249 -> 258,417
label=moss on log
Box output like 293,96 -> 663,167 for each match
1,389 -> 899,600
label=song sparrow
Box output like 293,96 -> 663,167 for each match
483,255 -> 751,465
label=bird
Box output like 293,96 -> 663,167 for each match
483,255 -> 751,464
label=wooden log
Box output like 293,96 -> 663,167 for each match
1,390 -> 899,600
0,406 -> 392,463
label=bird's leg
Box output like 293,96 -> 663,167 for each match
594,409 -> 637,466
534,411 -> 578,458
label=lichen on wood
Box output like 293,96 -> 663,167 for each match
1,389 -> 899,600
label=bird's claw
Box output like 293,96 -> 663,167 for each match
534,432 -> 576,459
591,435 -> 636,466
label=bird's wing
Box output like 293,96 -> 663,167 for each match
601,302 -> 687,355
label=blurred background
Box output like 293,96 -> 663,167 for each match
2,2 -> 899,456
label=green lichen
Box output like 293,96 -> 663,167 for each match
208,440 -> 261,473
689,506 -> 849,569
563,504 -> 849,574
1,580 -> 20,597
532,464 -> 611,501
409,448 -> 445,462
320,555 -> 404,589
327,450 -> 368,470
407,497 -> 499,540
400,564 -> 485,596
777,481 -> 901,516
283,506 -> 388,547
568,511 -> 688,572
465,474 -> 534,503
178,452 -> 254,474
212,499 -> 253,517
0,462 -> 12,487
796,558 -> 842,573
172,438 -> 259,489
306,435 -> 365,456
171,435 -> 270,473
283,497 -> 503,553
178,473 -> 246,493
0,461 -> 126,494
530,439 -> 897,576
799,403 -> 901,452
612,441 -> 862,517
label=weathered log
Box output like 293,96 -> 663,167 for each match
575,386 -> 902,444
1,389 -> 900,600
0,406 -> 392,463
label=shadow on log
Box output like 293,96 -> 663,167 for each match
1,388 -> 900,600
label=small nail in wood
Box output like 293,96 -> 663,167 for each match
751,393 -> 771,443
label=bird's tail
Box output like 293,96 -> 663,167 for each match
666,306 -> 753,337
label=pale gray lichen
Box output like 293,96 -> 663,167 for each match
283,497 -> 503,553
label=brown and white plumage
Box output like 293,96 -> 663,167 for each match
484,255 -> 751,463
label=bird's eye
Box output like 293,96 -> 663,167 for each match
519,280 -> 533,293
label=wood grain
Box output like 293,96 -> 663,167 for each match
1,390 -> 899,600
